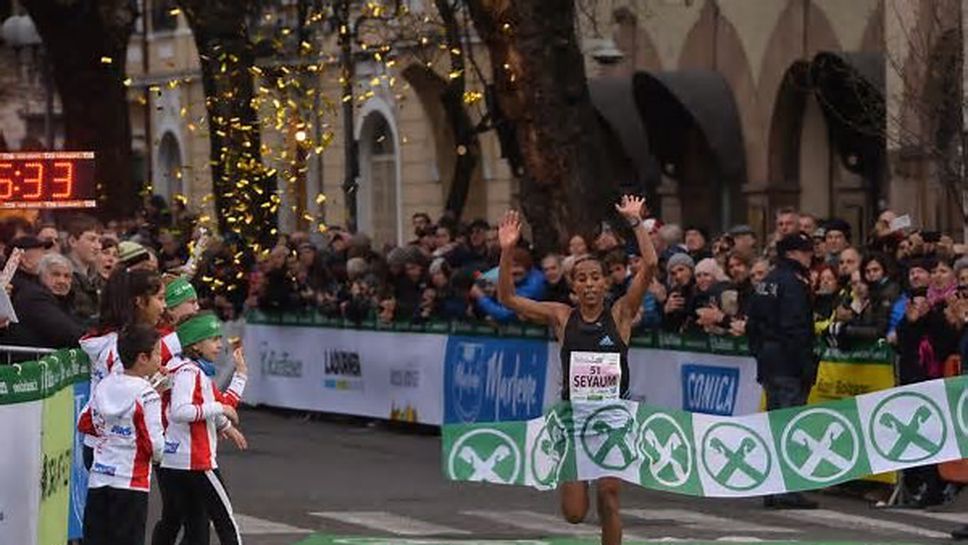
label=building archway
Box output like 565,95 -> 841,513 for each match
768,53 -> 885,241
156,131 -> 183,201
357,109 -> 401,248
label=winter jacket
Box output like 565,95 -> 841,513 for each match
476,268 -> 546,323
161,356 -> 235,471
5,278 -> 84,352
77,373 -> 164,492
746,258 -> 817,382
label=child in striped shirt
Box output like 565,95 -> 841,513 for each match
78,323 -> 165,545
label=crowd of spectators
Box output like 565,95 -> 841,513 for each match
2,200 -> 968,371
1,197 -> 967,504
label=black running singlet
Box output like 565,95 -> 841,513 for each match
559,307 -> 629,401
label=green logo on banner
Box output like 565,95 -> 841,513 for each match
780,408 -> 859,483
869,392 -> 945,463
530,411 -> 569,487
580,405 -> 637,470
448,429 -> 522,484
637,413 -> 691,487
702,423 -> 771,491
956,388 -> 968,437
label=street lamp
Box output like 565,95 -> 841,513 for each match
1,12 -> 55,150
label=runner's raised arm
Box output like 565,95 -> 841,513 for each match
613,195 -> 658,328
496,211 -> 570,329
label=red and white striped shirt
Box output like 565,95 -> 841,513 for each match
79,331 -> 120,448
161,356 -> 246,470
77,373 -> 164,492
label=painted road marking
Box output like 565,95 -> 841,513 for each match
463,509 -> 646,540
892,508 -> 967,524
309,511 -> 470,536
236,513 -> 312,534
771,508 -> 949,539
626,509 -> 798,534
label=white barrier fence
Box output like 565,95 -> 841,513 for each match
243,321 -> 763,426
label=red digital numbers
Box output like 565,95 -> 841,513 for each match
22,162 -> 43,199
52,161 -> 73,199
0,163 -> 13,199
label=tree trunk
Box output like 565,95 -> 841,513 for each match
22,0 -> 136,220
464,0 -> 618,255
435,0 -> 481,222
178,0 -> 276,246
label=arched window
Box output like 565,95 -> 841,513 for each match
358,112 -> 399,247
156,131 -> 183,201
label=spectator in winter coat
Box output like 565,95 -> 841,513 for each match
469,247 -> 545,323
6,253 -> 85,353
888,258 -> 933,341
746,231 -> 818,509
541,254 -> 572,305
662,252 -> 695,332
64,214 -> 102,324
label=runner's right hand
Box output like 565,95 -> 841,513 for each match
498,210 -> 521,250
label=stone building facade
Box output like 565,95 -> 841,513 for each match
0,0 -> 964,245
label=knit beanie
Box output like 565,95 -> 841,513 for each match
695,257 -> 728,282
165,277 -> 197,309
666,252 -> 695,274
118,241 -> 149,267
176,312 -> 222,348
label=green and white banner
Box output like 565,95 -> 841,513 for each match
442,376 -> 968,497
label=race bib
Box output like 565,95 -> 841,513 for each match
569,351 -> 621,401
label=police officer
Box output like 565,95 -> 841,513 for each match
747,231 -> 819,509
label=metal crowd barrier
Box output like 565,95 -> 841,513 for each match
0,344 -> 56,365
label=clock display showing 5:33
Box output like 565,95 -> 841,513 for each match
0,152 -> 96,209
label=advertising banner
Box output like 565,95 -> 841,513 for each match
0,399 -> 42,545
443,335 -> 548,424
443,376 -> 968,497
38,386 -> 73,545
68,379 -> 90,540
244,324 -> 446,424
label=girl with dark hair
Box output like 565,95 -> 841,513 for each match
79,268 -> 166,469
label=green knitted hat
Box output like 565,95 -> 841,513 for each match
165,277 -> 197,309
176,312 -> 222,348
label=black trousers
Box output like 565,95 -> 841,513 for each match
151,465 -> 210,545
151,468 -> 240,545
83,487 -> 148,545
763,375 -> 810,411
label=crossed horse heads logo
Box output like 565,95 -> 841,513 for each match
637,412 -> 692,487
780,408 -> 859,483
448,429 -> 522,484
869,393 -> 946,464
701,423 -> 771,491
580,405 -> 638,470
530,410 -> 570,487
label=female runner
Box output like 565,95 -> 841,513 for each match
496,195 -> 657,545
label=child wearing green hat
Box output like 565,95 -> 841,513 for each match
153,311 -> 247,545
154,279 -> 248,545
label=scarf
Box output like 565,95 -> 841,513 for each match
195,357 -> 217,377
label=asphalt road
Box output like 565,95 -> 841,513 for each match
146,407 -> 968,545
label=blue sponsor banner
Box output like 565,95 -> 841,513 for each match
680,364 -> 739,416
68,380 -> 89,540
443,335 -> 548,424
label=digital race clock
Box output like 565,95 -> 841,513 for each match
0,152 -> 96,209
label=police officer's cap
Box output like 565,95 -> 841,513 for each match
777,232 -> 813,254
